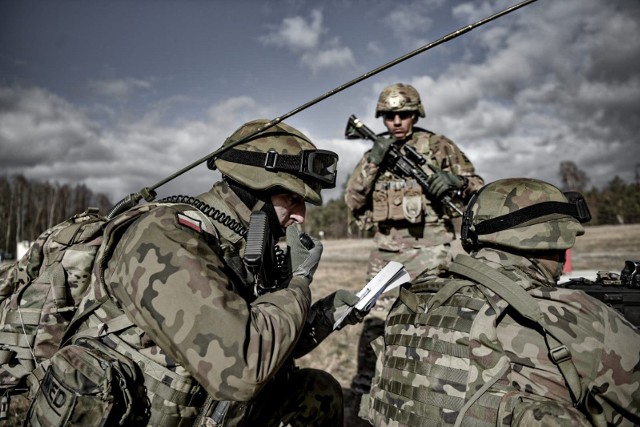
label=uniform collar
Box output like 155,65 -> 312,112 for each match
196,181 -> 251,246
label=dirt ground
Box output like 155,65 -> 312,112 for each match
297,223 -> 640,425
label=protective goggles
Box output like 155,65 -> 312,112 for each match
218,148 -> 338,189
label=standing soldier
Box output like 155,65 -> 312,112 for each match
346,82 -> 484,282
344,83 -> 483,418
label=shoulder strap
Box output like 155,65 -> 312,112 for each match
446,254 -> 587,406
447,255 -> 543,323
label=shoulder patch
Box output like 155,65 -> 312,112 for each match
176,213 -> 202,233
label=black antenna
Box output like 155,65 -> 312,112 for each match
108,0 -> 538,219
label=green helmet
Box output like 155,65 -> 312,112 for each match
375,83 -> 425,118
461,178 -> 591,252
210,119 -> 338,206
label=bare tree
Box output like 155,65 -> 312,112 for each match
559,161 -> 590,192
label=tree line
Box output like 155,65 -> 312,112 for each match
2,161 -> 638,256
305,162 -> 640,239
0,174 -> 112,258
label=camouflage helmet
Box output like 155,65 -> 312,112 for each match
461,178 -> 591,252
375,83 -> 425,118
210,119 -> 338,206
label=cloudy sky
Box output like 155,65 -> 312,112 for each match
1,0 -> 639,205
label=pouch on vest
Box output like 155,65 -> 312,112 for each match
388,187 -> 405,221
499,390 -> 591,427
372,188 -> 389,222
402,182 -> 422,224
26,335 -> 149,427
0,208 -> 107,420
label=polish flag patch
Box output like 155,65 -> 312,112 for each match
176,213 -> 202,233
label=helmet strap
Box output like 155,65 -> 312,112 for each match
227,179 -> 284,240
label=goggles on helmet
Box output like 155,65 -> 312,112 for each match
217,148 -> 338,189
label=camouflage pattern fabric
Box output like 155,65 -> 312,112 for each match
366,248 -> 640,426
375,83 -> 426,118
346,129 -> 483,282
97,181 -> 342,425
0,208 -> 106,420
465,177 -> 585,251
345,129 -> 483,414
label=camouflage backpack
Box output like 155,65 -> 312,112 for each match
0,201 -> 239,426
0,208 -> 107,419
363,254 -> 597,427
23,198 -> 253,427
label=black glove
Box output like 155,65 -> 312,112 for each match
427,168 -> 465,200
314,289 -> 368,330
286,225 -> 323,286
367,137 -> 394,165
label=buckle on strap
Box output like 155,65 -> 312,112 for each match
549,345 -> 571,364
264,151 -> 278,170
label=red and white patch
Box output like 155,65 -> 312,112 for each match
176,213 -> 202,233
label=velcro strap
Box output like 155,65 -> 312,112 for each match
0,331 -> 35,347
5,310 -> 41,326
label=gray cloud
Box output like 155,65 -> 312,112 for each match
0,84 -> 273,202
87,77 -> 153,101
403,0 -> 640,189
260,9 -> 324,51
259,9 -> 355,73
0,85 -> 109,169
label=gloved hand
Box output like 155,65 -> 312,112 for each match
314,289 -> 368,330
367,136 -> 394,165
426,167 -> 465,200
286,225 -> 323,286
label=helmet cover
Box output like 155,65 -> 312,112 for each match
214,119 -> 326,205
375,83 -> 425,118
462,178 -> 587,251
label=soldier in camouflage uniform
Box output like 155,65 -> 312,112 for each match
93,120 -> 364,426
345,83 -> 483,282
344,83 -> 483,418
364,178 -> 640,426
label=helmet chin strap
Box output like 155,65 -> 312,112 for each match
226,179 -> 284,240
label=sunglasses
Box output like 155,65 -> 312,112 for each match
382,111 -> 414,121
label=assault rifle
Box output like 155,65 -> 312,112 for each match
345,114 -> 464,216
558,260 -> 640,327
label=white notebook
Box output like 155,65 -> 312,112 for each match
333,261 -> 411,329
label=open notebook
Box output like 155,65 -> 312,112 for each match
333,261 -> 411,330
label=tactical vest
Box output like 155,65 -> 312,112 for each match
371,132 -> 448,225
363,255 -> 598,427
